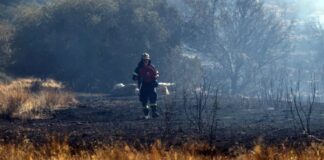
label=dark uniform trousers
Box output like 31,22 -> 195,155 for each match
139,82 -> 157,115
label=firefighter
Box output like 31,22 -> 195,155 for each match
132,52 -> 159,119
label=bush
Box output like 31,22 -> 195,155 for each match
0,78 -> 77,119
8,0 -> 182,92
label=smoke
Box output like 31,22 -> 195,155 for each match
294,0 -> 324,24
264,0 -> 324,25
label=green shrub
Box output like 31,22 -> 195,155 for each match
8,0 -> 182,92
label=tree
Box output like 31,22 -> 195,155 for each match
0,22 -> 12,71
8,0 -> 182,92
183,0 -> 291,94
0,0 -> 20,5
303,19 -> 324,91
181,0 -> 219,54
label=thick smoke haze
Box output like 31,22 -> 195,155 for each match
0,0 -> 323,100
295,0 -> 324,22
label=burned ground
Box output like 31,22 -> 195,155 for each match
0,94 -> 324,152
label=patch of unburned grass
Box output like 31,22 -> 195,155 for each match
0,78 -> 77,119
0,138 -> 324,160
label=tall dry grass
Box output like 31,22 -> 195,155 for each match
0,138 -> 324,160
0,78 -> 77,119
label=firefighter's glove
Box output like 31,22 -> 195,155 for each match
132,75 -> 138,81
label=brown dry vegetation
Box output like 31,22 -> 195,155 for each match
0,78 -> 77,119
0,138 -> 324,160
1,78 -> 324,159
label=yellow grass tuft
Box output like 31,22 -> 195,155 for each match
8,78 -> 64,91
0,78 -> 77,119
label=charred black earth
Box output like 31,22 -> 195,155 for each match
0,93 -> 324,151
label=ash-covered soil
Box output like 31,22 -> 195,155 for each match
1,93 -> 324,150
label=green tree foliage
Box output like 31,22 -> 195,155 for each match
8,0 -> 182,92
0,22 -> 12,72
0,0 -> 20,5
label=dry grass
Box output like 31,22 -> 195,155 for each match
0,78 -> 77,119
0,139 -> 324,160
